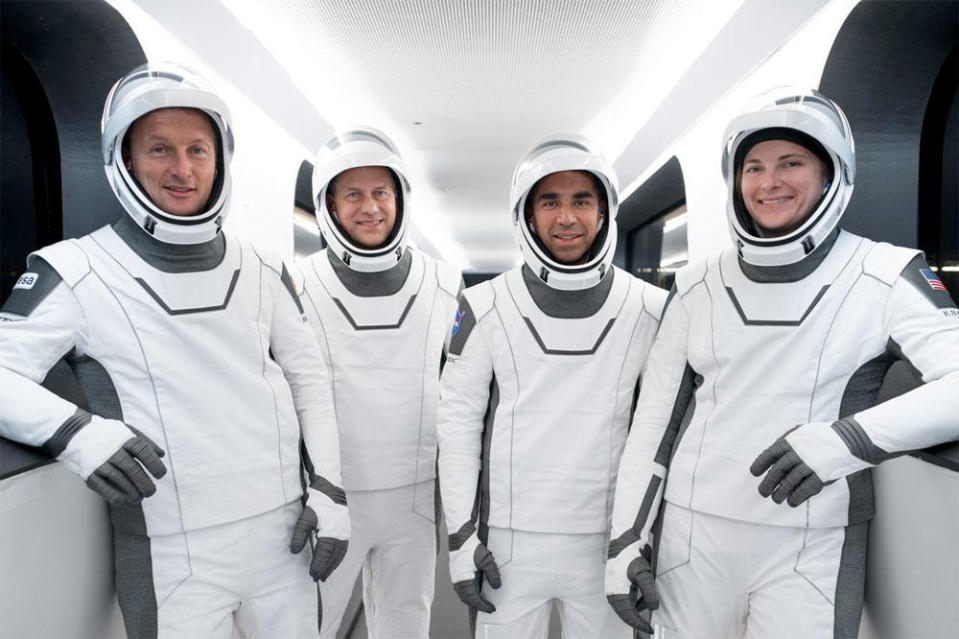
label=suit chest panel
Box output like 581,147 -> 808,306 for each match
487,271 -> 647,418
75,232 -> 270,380
686,242 -> 891,419
308,253 -> 443,370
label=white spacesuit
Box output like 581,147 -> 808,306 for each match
0,63 -> 348,638
606,89 -> 959,638
293,128 -> 461,638
438,136 -> 667,638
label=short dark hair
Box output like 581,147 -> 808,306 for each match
524,170 -> 608,220
735,127 -> 833,184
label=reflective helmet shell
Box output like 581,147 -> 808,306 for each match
101,62 -> 234,245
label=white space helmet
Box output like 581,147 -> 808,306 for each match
510,135 -> 619,290
313,127 -> 411,272
101,62 -> 234,245
722,87 -> 855,266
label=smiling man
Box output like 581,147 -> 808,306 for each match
293,127 -> 462,639
123,108 -> 217,216
606,88 -> 959,638
326,164 -> 398,249
437,135 -> 667,638
0,63 -> 348,638
526,169 -> 606,264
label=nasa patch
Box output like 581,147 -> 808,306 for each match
14,272 -> 39,291
452,309 -> 466,337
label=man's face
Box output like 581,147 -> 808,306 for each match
328,166 -> 398,249
126,108 -> 217,217
740,139 -> 827,237
527,170 -> 603,265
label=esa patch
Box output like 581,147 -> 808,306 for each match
14,272 -> 39,291
1,259 -> 64,318
452,309 -> 466,337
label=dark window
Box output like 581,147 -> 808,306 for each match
627,205 -> 688,290
918,45 -> 958,304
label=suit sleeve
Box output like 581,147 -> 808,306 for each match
270,263 -> 344,503
610,286 -> 693,554
0,259 -> 133,477
437,293 -> 493,544
789,256 -> 959,480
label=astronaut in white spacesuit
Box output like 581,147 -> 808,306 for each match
437,135 -> 668,638
0,62 -> 349,638
605,88 -> 959,638
292,127 -> 462,638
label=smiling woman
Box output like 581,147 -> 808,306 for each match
739,138 -> 828,237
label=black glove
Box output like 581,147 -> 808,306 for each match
290,504 -> 350,582
451,539 -> 501,614
86,434 -> 166,505
606,553 -> 659,633
750,436 -> 826,507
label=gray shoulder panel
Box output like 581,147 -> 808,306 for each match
898,255 -> 957,310
449,295 -> 478,356
1,258 -> 64,318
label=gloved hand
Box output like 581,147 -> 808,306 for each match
605,538 -> 658,633
448,527 -> 501,614
87,434 -> 167,504
749,422 -> 848,508
751,428 -> 827,507
752,418 -> 887,507
290,484 -> 350,581
50,411 -> 167,505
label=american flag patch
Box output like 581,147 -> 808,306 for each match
920,269 -> 948,292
